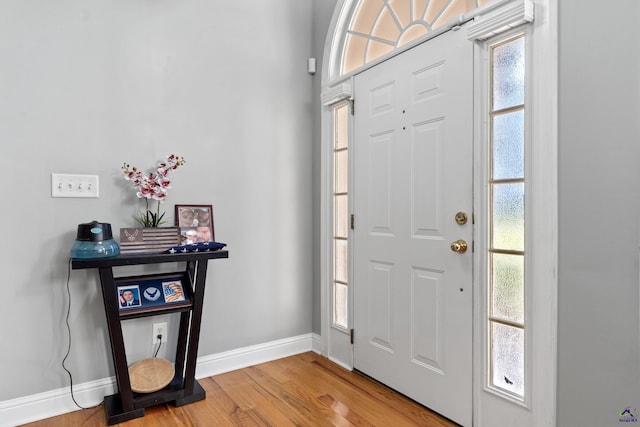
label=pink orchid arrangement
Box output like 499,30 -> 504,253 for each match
121,154 -> 186,227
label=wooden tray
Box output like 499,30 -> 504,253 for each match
129,358 -> 175,393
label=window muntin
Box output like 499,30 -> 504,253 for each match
488,34 -> 525,398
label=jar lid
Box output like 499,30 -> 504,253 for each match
76,220 -> 113,242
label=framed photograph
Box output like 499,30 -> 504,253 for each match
115,273 -> 191,316
118,285 -> 142,309
175,204 -> 215,244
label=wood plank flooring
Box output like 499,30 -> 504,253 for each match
21,352 -> 458,426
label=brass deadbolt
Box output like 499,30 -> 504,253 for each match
455,212 -> 468,225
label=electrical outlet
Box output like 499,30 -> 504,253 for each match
152,322 -> 168,344
51,173 -> 99,198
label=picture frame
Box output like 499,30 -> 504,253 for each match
115,273 -> 191,316
175,204 -> 215,244
118,285 -> 142,309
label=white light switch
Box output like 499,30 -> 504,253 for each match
51,173 -> 99,198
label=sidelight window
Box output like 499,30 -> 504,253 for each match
333,102 -> 350,329
487,34 -> 526,398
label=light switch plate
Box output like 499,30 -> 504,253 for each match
51,173 -> 99,198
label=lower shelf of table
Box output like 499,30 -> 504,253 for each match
103,379 -> 206,425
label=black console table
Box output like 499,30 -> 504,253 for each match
72,250 -> 228,425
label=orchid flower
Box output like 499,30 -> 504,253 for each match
122,154 -> 186,227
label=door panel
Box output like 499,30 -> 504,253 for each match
411,120 -> 442,236
368,261 -> 393,350
411,267 -> 443,372
353,27 -> 473,426
369,132 -> 394,233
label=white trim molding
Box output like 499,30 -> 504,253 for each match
467,0 -> 535,41
471,1 -> 557,426
321,82 -> 353,106
0,333 -> 320,427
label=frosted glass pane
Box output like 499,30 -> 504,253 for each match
413,0 -> 428,20
397,24 -> 428,47
351,0 -> 384,34
343,34 -> 367,75
366,40 -> 396,63
431,0 -> 474,30
389,0 -> 411,27
334,104 -> 349,150
425,0 -> 451,24
334,282 -> 348,328
334,195 -> 349,238
334,239 -> 348,283
491,323 -> 524,396
493,37 -> 525,111
492,183 -> 524,251
372,8 -> 401,43
492,110 -> 524,180
492,253 -> 524,323
335,150 -> 348,193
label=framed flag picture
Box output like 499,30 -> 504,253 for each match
115,273 -> 191,316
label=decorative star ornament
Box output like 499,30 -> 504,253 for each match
163,242 -> 227,254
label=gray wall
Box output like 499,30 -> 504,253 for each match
311,0 -> 339,334
0,0 -> 322,401
558,1 -> 640,425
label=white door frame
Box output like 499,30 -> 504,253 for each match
319,1 -> 557,425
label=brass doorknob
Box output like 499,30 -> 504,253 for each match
450,239 -> 468,253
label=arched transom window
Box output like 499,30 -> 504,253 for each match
342,0 -> 492,75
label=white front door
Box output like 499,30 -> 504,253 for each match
353,27 -> 473,426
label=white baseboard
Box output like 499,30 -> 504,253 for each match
0,377 -> 116,427
194,333 -> 315,379
0,333 -> 320,427
311,332 -> 323,355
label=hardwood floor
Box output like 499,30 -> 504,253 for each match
21,352 -> 458,426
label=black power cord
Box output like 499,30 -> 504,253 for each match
153,334 -> 162,358
62,258 -> 103,410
